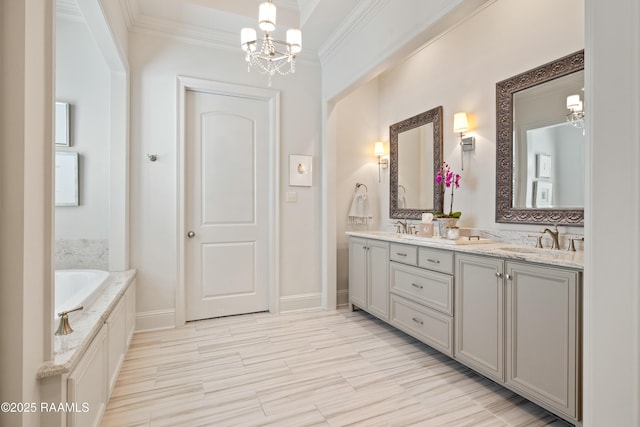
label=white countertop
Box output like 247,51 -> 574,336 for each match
346,231 -> 584,269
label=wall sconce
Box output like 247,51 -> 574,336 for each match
374,141 -> 388,183
566,94 -> 585,128
453,112 -> 475,170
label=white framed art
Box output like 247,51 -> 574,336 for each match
534,180 -> 553,208
55,102 -> 70,146
289,154 -> 312,187
536,153 -> 552,178
55,151 -> 79,206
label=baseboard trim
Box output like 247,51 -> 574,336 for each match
279,292 -> 322,313
337,289 -> 349,307
135,309 -> 176,331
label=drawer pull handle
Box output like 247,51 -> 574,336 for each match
396,252 -> 407,257
495,272 -> 503,278
412,317 -> 424,325
505,274 -> 512,280
426,258 -> 440,264
411,283 -> 424,290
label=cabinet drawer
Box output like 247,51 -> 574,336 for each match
390,294 -> 453,356
390,243 -> 417,265
390,262 -> 453,315
418,247 -> 454,274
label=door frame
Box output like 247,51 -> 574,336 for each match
175,76 -> 280,326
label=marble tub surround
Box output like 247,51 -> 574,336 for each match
38,269 -> 136,378
347,231 -> 583,269
55,238 -> 109,270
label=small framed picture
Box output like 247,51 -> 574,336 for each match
55,152 -> 79,206
534,180 -> 553,208
536,153 -> 552,178
289,155 -> 312,187
55,102 -> 70,146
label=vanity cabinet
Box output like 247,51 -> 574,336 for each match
455,254 -> 505,382
505,262 -> 580,420
389,246 -> 454,356
454,253 -> 581,420
348,237 -> 389,321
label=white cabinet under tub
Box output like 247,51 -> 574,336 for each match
346,233 -> 583,424
39,273 -> 136,427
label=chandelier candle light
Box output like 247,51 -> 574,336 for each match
241,0 -> 302,86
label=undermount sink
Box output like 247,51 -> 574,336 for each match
498,247 -> 564,255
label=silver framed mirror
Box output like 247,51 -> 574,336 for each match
496,50 -> 584,226
390,106 -> 444,219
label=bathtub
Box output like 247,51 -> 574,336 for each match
54,269 -> 110,315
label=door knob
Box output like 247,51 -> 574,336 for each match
187,231 -> 195,238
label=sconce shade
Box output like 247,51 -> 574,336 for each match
566,94 -> 582,111
453,112 -> 469,133
258,1 -> 277,32
374,142 -> 385,156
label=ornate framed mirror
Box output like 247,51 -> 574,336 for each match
390,106 -> 444,219
496,50 -> 585,226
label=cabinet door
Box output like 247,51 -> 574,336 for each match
348,237 -> 368,309
505,262 -> 580,419
455,254 -> 505,382
67,325 -> 108,427
367,240 -> 389,320
107,298 -> 126,396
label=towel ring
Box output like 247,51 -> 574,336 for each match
398,184 -> 406,195
356,183 -> 368,193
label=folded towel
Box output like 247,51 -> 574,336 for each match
348,186 -> 373,225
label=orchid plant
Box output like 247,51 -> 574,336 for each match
435,162 -> 462,218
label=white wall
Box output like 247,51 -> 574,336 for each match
55,18 -> 110,240
98,0 -> 129,62
334,78 -> 380,305
333,0 -> 584,301
0,1 -> 54,426
320,0 -> 488,102
584,0 -> 640,424
376,0 -> 584,231
129,32 -> 323,328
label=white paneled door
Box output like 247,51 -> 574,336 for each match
185,89 -> 271,321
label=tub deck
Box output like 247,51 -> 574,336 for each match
37,270 -> 136,378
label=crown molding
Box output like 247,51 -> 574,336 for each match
119,0 -> 137,30
128,13 -> 319,65
122,0 -> 317,64
277,0 -> 301,11
56,0 -> 84,22
317,0 -> 386,63
298,0 -> 321,27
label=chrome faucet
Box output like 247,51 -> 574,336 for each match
541,225 -> 560,250
395,220 -> 408,234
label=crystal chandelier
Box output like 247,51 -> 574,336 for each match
566,94 -> 585,128
240,1 -> 302,86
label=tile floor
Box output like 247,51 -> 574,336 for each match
102,309 -> 574,427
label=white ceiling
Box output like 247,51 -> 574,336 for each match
119,0 -> 363,55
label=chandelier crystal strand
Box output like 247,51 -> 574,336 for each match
240,1 -> 301,85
